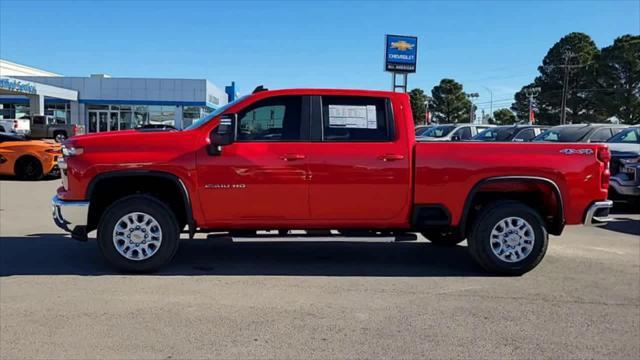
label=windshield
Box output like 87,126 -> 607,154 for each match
608,128 -> 639,144
473,127 -> 517,141
533,126 -> 592,142
183,96 -> 248,130
421,125 -> 456,138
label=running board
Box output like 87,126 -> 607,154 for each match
206,230 -> 418,242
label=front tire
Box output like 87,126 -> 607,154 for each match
15,156 -> 43,180
54,132 -> 67,143
97,195 -> 180,273
467,200 -> 548,276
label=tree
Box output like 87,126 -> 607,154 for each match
594,35 -> 640,124
493,108 -> 517,125
534,32 -> 600,125
430,78 -> 472,123
408,88 -> 428,125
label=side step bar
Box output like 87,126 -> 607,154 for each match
206,230 -> 418,242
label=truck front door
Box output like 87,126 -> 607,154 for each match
197,95 -> 311,225
305,95 -> 411,223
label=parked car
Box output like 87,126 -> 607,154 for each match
532,123 -> 628,143
52,88 -> 612,275
0,118 -> 31,136
472,125 -> 548,142
606,126 -> 640,153
0,132 -> 61,180
414,125 -> 433,137
27,115 -> 84,143
417,123 -> 494,141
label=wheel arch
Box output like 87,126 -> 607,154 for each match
459,176 -> 565,236
86,170 -> 195,237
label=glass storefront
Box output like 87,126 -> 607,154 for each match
0,103 -> 31,119
0,102 -> 70,122
86,104 -> 212,132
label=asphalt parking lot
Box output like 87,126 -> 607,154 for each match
1,178 -> 639,359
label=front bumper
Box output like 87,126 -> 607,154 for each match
609,174 -> 640,197
52,195 -> 90,240
583,200 -> 613,226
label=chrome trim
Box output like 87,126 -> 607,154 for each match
52,195 -> 89,233
584,200 -> 613,226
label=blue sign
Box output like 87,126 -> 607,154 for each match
0,77 -> 37,94
385,34 -> 418,73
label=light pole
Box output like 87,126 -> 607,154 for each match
524,86 -> 541,125
482,86 -> 493,122
466,93 -> 479,123
424,95 -> 433,125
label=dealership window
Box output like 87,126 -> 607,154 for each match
45,103 -> 70,123
183,106 -> 211,128
237,96 -> 303,141
0,103 -> 30,119
148,105 -> 175,126
321,96 -> 391,141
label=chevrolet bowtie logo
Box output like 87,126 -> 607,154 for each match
390,40 -> 415,51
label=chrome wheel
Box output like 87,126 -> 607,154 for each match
55,133 -> 67,143
112,212 -> 163,261
489,217 -> 535,263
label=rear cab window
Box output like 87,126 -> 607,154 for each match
320,96 -> 393,141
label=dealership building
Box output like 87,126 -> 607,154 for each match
0,59 -> 237,131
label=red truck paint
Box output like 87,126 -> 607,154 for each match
53,88 -> 612,274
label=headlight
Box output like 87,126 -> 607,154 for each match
62,144 -> 84,157
620,157 -> 639,165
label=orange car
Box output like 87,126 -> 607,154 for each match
0,132 -> 62,180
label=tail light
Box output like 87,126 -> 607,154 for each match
72,124 -> 77,136
597,147 -> 611,189
45,148 -> 60,154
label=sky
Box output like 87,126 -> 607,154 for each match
1,0 -> 638,114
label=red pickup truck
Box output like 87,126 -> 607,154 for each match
52,88 -> 613,275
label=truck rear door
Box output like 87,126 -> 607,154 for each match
304,94 -> 412,223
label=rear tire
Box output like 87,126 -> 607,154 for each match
97,195 -> 180,273
14,156 -> 43,180
467,200 -> 548,276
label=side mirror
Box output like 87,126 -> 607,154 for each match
451,134 -> 461,141
208,113 -> 236,156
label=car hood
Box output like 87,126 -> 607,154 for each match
607,142 -> 640,153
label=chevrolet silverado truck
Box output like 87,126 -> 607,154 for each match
52,88 -> 613,275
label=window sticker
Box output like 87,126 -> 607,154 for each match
328,105 -> 377,129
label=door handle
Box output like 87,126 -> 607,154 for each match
280,153 -> 306,161
378,154 -> 405,162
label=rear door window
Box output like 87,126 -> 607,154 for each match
513,128 -> 535,142
320,96 -> 392,141
589,128 -> 613,142
457,126 -> 472,140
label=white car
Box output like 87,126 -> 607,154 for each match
606,127 -> 640,153
0,118 -> 31,136
417,124 -> 494,141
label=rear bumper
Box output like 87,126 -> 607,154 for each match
583,200 -> 613,226
52,195 -> 90,240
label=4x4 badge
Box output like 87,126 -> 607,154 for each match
559,148 -> 594,155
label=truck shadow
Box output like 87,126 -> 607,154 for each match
0,234 -> 485,277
